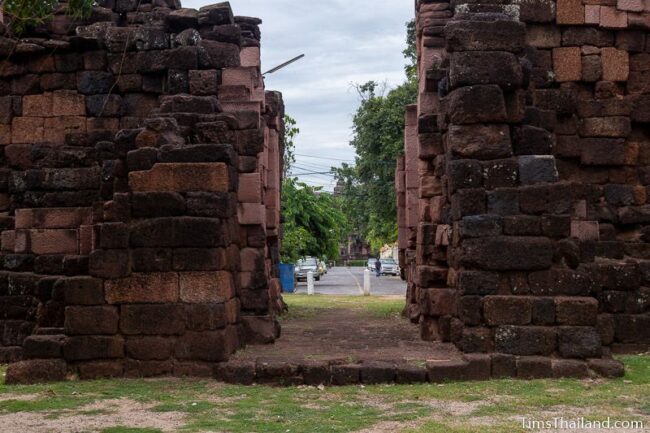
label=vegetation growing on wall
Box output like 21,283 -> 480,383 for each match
3,0 -> 95,34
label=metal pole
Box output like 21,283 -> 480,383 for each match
307,271 -> 315,296
363,269 -> 371,296
262,54 -> 305,76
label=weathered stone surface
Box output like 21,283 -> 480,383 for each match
445,19 -> 526,52
495,326 -> 556,356
5,359 -> 67,384
447,124 -> 512,160
449,51 -> 523,90
445,85 -> 507,124
458,237 -> 554,271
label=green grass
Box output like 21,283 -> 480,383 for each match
281,293 -> 405,319
101,428 -> 163,433
0,356 -> 648,432
0,295 -> 648,432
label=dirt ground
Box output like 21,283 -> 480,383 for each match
231,297 -> 462,365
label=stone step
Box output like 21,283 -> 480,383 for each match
214,355 -> 625,386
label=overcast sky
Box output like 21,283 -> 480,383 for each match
184,0 -> 414,191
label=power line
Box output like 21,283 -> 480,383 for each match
294,153 -> 356,162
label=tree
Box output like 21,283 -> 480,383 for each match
283,114 -> 299,179
280,178 -> 347,263
3,0 -> 95,35
334,20 -> 417,253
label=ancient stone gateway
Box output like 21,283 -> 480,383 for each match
0,1 -> 285,383
0,0 -> 647,384
398,0 -> 650,379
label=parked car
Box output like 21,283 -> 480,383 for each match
295,257 -> 321,281
367,258 -> 376,271
380,258 -> 400,276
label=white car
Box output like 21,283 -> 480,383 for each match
379,258 -> 399,276
295,257 -> 321,281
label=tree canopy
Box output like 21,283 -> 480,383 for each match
280,116 -> 348,263
280,178 -> 348,263
333,20 -> 417,253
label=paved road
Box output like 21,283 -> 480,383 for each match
294,266 -> 406,296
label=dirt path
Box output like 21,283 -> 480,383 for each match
232,302 -> 461,364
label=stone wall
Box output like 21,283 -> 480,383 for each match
399,0 -> 649,378
0,0 -> 285,383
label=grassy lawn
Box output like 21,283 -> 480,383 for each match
0,295 -> 647,432
280,293 -> 405,320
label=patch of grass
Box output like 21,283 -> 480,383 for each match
101,428 -> 163,433
406,420 -> 524,433
151,400 -> 215,413
282,294 -> 405,319
0,354 -> 648,432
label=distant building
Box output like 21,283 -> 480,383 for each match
339,233 -> 370,260
380,244 -> 399,264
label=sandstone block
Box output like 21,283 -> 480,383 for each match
64,306 -> 119,335
579,117 -> 631,138
105,273 -> 179,304
174,330 -> 232,362
125,336 -> 173,361
179,271 -> 235,303
62,277 -> 104,305
447,124 -> 511,160
15,229 -> 79,255
484,296 -> 533,325
64,335 -> 124,361
130,217 -> 224,248
121,304 -> 186,335
89,250 -> 131,279
15,207 -> 92,230
495,326 -> 556,356
5,359 -> 67,384
184,304 -> 227,331
11,117 -> 44,143
52,90 -> 86,116
600,6 -> 628,28
552,47 -> 582,82
129,163 -> 230,193
557,0 -> 585,24
517,356 -> 553,379
601,47 -> 629,81
444,19 -> 526,52
78,361 -> 124,380
518,155 -> 558,185
449,51 -> 523,90
459,236 -> 554,271
445,85 -> 507,124
555,297 -> 598,326
558,326 -> 602,358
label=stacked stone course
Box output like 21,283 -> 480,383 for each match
0,0 -> 285,383
399,0 -> 649,379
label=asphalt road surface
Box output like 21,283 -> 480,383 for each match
294,266 -> 407,296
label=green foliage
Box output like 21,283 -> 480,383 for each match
334,20 -> 417,253
403,19 -> 417,81
283,114 -> 299,178
280,178 -> 348,263
3,0 -> 95,35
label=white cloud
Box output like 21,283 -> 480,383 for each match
184,0 -> 414,190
